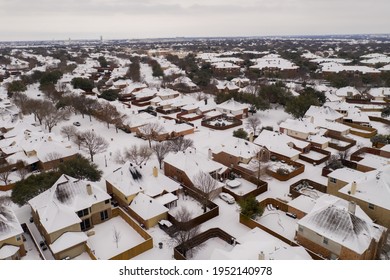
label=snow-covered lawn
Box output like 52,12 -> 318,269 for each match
268,161 -> 297,173
168,193 -> 205,218
87,216 -> 145,260
255,209 -> 298,241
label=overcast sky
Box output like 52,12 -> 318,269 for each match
0,0 -> 389,41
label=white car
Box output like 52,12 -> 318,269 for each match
219,193 -> 235,204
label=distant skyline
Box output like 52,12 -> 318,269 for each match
1,0 -> 389,41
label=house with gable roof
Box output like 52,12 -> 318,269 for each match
338,165 -> 390,228
164,148 -> 228,193
105,161 -> 181,207
296,194 -> 387,260
216,98 -> 249,119
28,174 -> 111,259
0,205 -> 25,260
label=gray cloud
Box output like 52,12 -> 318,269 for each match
0,0 -> 389,41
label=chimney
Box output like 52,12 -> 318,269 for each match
350,181 -> 357,195
258,251 -> 265,260
208,148 -> 212,160
249,132 -> 254,142
86,184 -> 93,195
348,201 -> 356,215
153,166 -> 158,177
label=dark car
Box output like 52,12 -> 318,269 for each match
39,240 -> 48,251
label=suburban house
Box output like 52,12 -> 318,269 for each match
128,192 -> 169,229
171,76 -> 199,92
164,148 -> 228,193
296,194 -> 387,260
211,137 -> 260,168
0,206 -> 25,260
212,62 -> 241,76
28,174 -> 112,260
254,130 -> 310,161
135,119 -> 195,141
249,54 -> 299,76
3,132 -> 78,172
334,86 -> 361,100
214,80 -> 240,94
216,98 -> 249,119
327,168 -> 365,196
304,105 -> 350,136
279,118 -> 320,140
338,165 -> 390,228
105,161 -> 181,207
368,88 -> 390,101
211,227 -> 312,260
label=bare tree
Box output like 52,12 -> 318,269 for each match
61,125 -> 77,141
169,136 -> 194,153
152,142 -> 171,169
249,148 -> 270,187
113,226 -> 121,249
123,144 -> 152,166
95,102 -> 123,129
25,99 -> 55,125
246,116 -> 261,136
12,92 -> 30,115
73,132 -> 84,150
172,206 -> 203,259
43,105 -> 69,133
80,130 -> 109,162
137,122 -> 164,147
192,171 -> 219,213
0,170 -> 11,186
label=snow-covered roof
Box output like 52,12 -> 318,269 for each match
327,168 -> 365,183
122,83 -> 148,95
49,232 -> 88,254
279,119 -> 319,136
0,206 -> 23,242
212,62 -> 240,69
357,154 -> 389,170
250,54 -> 298,71
305,105 -> 343,122
28,175 -> 110,234
211,137 -> 259,159
368,87 -> 390,98
154,192 -> 178,206
105,161 -> 181,198
129,192 -> 168,220
210,227 -> 312,260
253,130 -> 307,157
339,166 -> 390,210
321,62 -> 380,74
379,64 -> 390,71
335,86 -> 361,97
0,245 -> 20,259
164,148 -> 227,182
288,195 -> 318,215
298,194 -> 386,254
216,98 -> 249,112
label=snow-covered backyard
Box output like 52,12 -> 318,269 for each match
87,216 -> 145,260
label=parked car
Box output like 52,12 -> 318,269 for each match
73,121 -> 81,127
39,240 -> 48,251
219,193 -> 235,204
